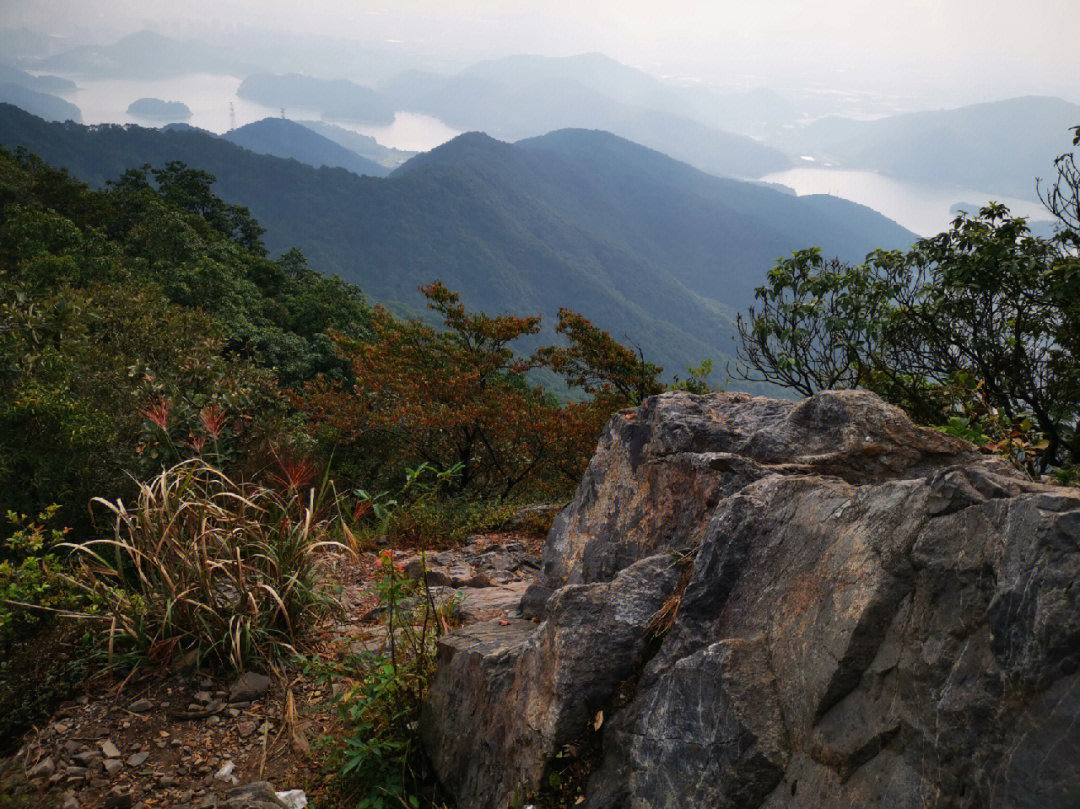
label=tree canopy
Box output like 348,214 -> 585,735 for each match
736,127 -> 1080,474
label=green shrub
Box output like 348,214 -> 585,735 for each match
1,506 -> 80,640
0,507 -> 99,751
66,459 -> 347,671
348,463 -> 522,550
306,552 -> 453,809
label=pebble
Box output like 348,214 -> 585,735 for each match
73,751 -> 101,767
277,790 -> 308,809
129,698 -> 154,712
103,759 -> 124,776
104,789 -> 132,809
62,792 -> 80,809
228,672 -> 271,703
100,740 -> 121,758
28,756 -> 56,778
126,751 -> 150,768
194,691 -> 212,704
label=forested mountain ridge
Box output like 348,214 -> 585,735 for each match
379,68 -> 790,180
0,83 -> 80,122
0,104 -> 914,379
222,118 -> 391,177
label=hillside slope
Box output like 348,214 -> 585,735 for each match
0,84 -> 80,122
380,59 -> 791,179
0,106 -> 914,381
773,95 -> 1080,199
222,118 -> 390,177
40,30 -> 257,79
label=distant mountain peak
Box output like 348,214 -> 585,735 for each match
222,115 -> 388,177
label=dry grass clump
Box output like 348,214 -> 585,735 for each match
66,459 -> 347,671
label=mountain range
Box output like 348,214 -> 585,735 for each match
18,27 -> 1078,203
294,121 -> 415,169
378,55 -> 791,179
772,95 -> 1080,200
222,118 -> 391,177
38,30 -> 258,79
0,83 -> 80,122
0,104 -> 914,383
237,73 -> 396,125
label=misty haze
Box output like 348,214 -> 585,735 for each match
2,3 -> 1080,809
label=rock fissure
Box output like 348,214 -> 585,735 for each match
421,390 -> 1080,808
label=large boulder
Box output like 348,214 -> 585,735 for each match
421,390 -> 1080,809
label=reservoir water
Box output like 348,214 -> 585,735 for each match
61,74 -> 461,152
52,73 -> 1055,236
759,166 -> 1051,237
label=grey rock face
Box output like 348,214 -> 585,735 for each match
421,390 -> 1080,809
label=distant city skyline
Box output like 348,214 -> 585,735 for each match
4,0 -> 1078,106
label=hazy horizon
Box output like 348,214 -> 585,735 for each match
4,0 -> 1078,109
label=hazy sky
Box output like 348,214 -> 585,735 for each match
6,0 -> 1078,102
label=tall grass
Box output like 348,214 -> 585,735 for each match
66,459 -> 347,671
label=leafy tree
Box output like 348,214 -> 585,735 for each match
668,358 -> 718,394
0,148 -> 376,530
303,284 -> 592,499
534,308 -> 664,405
302,286 -> 657,500
108,161 -> 266,253
733,248 -> 900,397
736,126 -> 1080,472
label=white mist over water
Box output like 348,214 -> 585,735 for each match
60,73 -> 460,151
760,167 -> 1051,237
50,72 -> 1061,234
322,112 -> 460,152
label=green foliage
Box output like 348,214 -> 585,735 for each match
347,463 -> 523,550
668,358 -> 717,394
0,507 -> 99,752
303,285 -> 616,502
535,308 -> 665,405
0,147 -> 372,533
306,553 -> 452,809
65,459 -> 347,671
737,186 -> 1080,473
733,247 -> 902,397
0,506 -> 87,647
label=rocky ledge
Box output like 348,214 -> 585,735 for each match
421,390 -> 1080,809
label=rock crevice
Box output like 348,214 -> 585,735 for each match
421,390 -> 1080,808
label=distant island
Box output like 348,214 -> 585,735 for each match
126,97 -> 191,119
